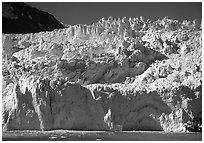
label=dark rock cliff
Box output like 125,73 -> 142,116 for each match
2,2 -> 64,34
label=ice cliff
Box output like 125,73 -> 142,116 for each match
2,15 -> 202,132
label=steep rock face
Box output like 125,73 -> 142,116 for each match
2,16 -> 202,132
2,2 -> 64,34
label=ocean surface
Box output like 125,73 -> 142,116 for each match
2,130 -> 202,141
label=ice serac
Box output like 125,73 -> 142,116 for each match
2,2 -> 64,34
3,77 -> 109,131
2,16 -> 202,132
3,75 -> 201,132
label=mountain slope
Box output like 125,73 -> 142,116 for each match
2,2 -> 64,34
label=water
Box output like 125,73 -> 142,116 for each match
2,130 -> 202,141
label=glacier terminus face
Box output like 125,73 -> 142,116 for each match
2,12 -> 202,133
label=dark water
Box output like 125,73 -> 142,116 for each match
2,130 -> 202,141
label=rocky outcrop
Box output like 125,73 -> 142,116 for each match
2,16 -> 202,132
2,2 -> 64,34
